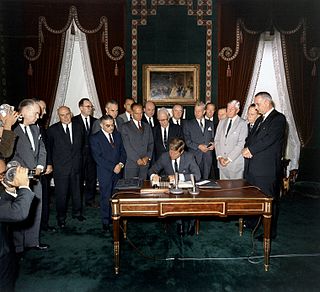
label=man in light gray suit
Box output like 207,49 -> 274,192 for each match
183,102 -> 215,179
214,100 -> 248,179
121,103 -> 154,180
11,99 -> 49,253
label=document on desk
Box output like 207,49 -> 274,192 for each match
196,180 -> 221,189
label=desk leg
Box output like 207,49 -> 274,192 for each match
113,216 -> 120,274
263,214 -> 272,271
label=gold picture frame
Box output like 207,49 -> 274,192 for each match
143,64 -> 200,106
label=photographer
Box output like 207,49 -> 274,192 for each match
0,105 -> 19,158
0,159 -> 35,291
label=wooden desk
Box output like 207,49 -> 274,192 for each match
111,179 -> 273,274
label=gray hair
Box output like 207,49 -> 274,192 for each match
157,107 -> 170,119
227,100 -> 240,109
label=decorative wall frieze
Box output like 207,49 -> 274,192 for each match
131,0 -> 213,102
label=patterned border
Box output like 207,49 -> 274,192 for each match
0,23 -> 7,101
131,0 -> 213,102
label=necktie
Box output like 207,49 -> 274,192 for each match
163,128 -> 168,149
130,115 -> 133,121
138,121 -> 143,131
174,159 -> 179,173
85,117 -> 90,132
225,119 -> 232,137
109,133 -> 115,147
65,125 -> 72,144
149,117 -> 152,127
24,125 -> 34,150
176,120 -> 180,126
200,119 -> 204,132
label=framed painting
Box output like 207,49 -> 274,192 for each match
142,64 -> 200,106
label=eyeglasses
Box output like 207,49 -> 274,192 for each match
104,124 -> 114,128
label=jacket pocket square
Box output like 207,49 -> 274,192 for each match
208,127 -> 212,131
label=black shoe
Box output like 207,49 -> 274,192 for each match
176,223 -> 185,237
27,243 -> 50,251
187,222 -> 195,236
72,215 -> 86,222
255,234 -> 277,242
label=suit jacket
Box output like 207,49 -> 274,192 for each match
0,187 -> 35,260
121,120 -> 154,165
89,130 -> 126,178
183,118 -> 215,164
118,112 -> 130,124
47,121 -> 84,176
214,115 -> 248,172
12,124 -> 46,170
148,151 -> 201,181
244,109 -> 286,178
169,118 -> 185,128
153,124 -> 183,160
142,114 -> 160,130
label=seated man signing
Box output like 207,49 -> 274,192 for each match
148,138 -> 201,184
148,138 -> 201,237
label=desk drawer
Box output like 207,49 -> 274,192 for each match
160,202 -> 225,216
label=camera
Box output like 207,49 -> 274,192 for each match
0,104 -> 22,121
0,104 -> 14,117
4,161 -> 37,187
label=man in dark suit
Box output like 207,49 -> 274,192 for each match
153,107 -> 183,161
118,97 -> 135,124
47,106 -> 85,228
11,99 -> 48,253
183,102 -> 215,179
205,102 -> 218,179
89,115 -> 126,232
142,101 -> 159,130
148,138 -> 201,236
246,103 -> 261,135
0,162 -> 35,291
72,98 -> 97,208
121,103 -> 154,180
169,104 -> 185,127
242,92 -> 286,240
91,100 -> 124,134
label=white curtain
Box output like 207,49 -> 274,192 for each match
242,30 -> 300,171
50,21 -> 102,125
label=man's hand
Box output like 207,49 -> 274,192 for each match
1,110 -> 19,130
10,166 -> 29,187
113,164 -> 122,174
35,167 -> 43,176
45,165 -> 53,174
207,142 -> 215,151
168,175 -> 175,184
198,144 -> 209,153
218,157 -> 227,167
137,158 -> 144,166
242,147 -> 253,158
151,174 -> 160,183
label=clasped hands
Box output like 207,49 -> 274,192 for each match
218,157 -> 230,167
198,143 -> 214,153
242,147 -> 253,158
137,156 -> 149,166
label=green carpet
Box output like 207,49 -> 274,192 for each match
15,193 -> 320,292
